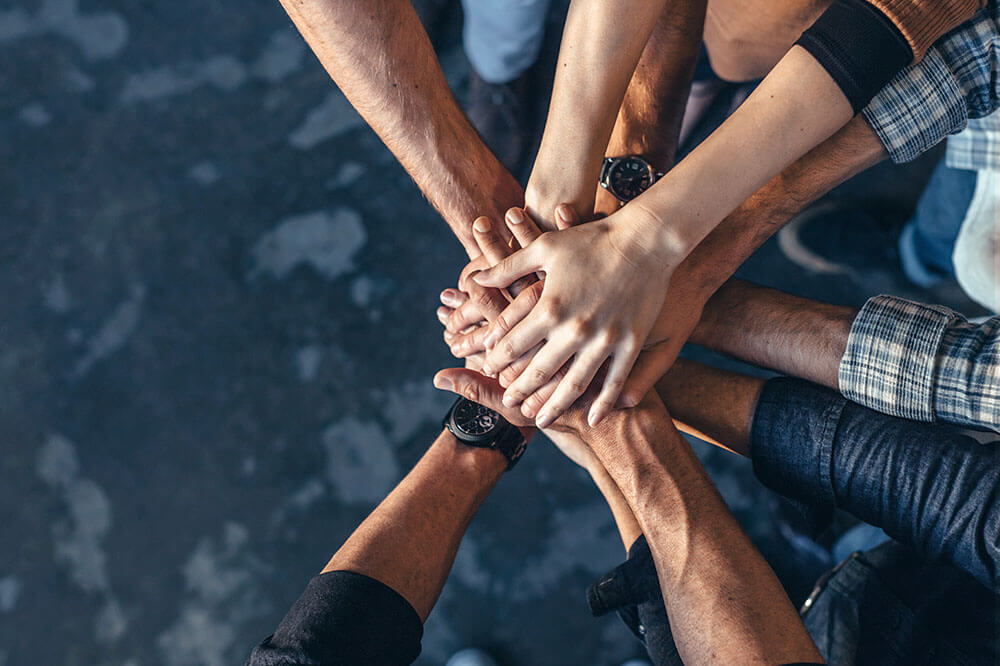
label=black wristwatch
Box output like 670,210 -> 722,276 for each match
443,397 -> 526,470
599,155 -> 664,203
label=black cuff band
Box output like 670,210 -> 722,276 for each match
796,0 -> 912,113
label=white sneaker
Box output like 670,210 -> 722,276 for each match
445,648 -> 498,666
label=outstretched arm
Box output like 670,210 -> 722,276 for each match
248,430 -> 511,665
435,369 -> 823,665
277,0 -> 522,256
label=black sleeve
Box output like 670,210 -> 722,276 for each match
795,0 -> 912,112
247,570 -> 423,666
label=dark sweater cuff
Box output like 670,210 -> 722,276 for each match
796,0 -> 913,113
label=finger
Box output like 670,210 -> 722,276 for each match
554,204 -> 581,230
506,207 -> 545,248
483,280 -> 543,350
449,324 -> 490,358
617,341 -> 680,408
533,344 -> 610,428
446,287 -> 504,333
520,363 -> 568,420
498,342 -> 543,388
433,368 -> 534,428
481,308 -> 550,378
440,288 -> 467,309
472,242 -> 545,288
437,306 -> 453,328
472,216 -> 510,265
589,341 -> 643,426
502,342 -> 577,414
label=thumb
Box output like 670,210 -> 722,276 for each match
472,244 -> 543,288
434,368 -> 534,428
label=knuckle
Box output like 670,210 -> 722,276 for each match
529,367 -> 550,384
493,314 -> 511,334
566,380 -> 589,395
461,383 -> 481,403
568,316 -> 593,338
501,339 -> 517,360
535,232 -> 554,252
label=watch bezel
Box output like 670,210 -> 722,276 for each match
446,398 -> 504,445
602,155 -> 658,202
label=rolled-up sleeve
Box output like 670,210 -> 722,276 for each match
247,570 -> 423,666
751,377 -> 1000,590
839,295 -> 1000,432
862,8 -> 999,163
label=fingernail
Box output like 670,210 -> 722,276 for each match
588,408 -> 602,427
521,403 -> 537,419
556,205 -> 572,225
436,306 -> 450,321
473,272 -> 488,285
506,208 -> 525,225
434,375 -> 453,391
502,393 -> 517,408
484,332 -> 498,349
440,290 -> 461,307
536,412 -> 553,429
482,364 -> 493,376
473,217 -> 491,233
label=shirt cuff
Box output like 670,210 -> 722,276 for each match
862,46 -> 967,163
750,377 -> 846,512
838,295 -> 956,423
796,0 -> 912,113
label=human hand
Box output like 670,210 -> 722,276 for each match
473,204 -> 679,428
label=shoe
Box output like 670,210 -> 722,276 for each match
464,69 -> 532,173
445,648 -> 498,666
776,201 -> 905,277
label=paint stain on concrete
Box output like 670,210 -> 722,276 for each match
248,209 -> 366,281
251,28 -> 305,83
43,273 -> 71,313
0,577 -> 21,613
294,345 -> 323,382
188,161 -> 220,186
157,523 -> 269,666
121,55 -> 248,103
37,434 -> 129,642
322,417 -> 399,505
19,103 -> 51,127
0,0 -> 128,60
380,380 -> 452,443
72,284 -> 145,379
288,91 -> 364,150
509,501 -> 621,602
326,161 -> 366,189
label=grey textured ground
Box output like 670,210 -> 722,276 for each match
0,1 -> 985,665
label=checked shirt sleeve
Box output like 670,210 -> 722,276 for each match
839,295 -> 1000,432
862,8 -> 999,164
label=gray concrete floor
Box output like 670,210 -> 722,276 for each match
0,2 -> 985,665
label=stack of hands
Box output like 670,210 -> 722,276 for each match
436,198 -> 693,431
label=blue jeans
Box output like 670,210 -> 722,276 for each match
461,0 -> 552,83
898,160 -> 977,286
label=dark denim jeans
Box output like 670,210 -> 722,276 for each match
588,377 -> 1000,665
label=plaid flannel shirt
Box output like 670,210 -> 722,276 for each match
946,114 -> 1000,170
839,295 -> 1000,432
862,6 -> 1000,164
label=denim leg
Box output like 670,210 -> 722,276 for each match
461,0 -> 552,83
898,160 -> 978,285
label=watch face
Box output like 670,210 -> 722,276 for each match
452,400 -> 501,438
608,157 -> 654,201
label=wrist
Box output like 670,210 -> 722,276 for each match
433,429 -> 509,483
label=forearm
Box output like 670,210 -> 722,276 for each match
324,430 -> 506,620
279,0 -> 522,255
529,0 -> 669,219
605,0 -> 708,167
660,113 -> 886,329
581,401 -> 821,664
636,45 -> 854,261
690,280 -> 856,389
